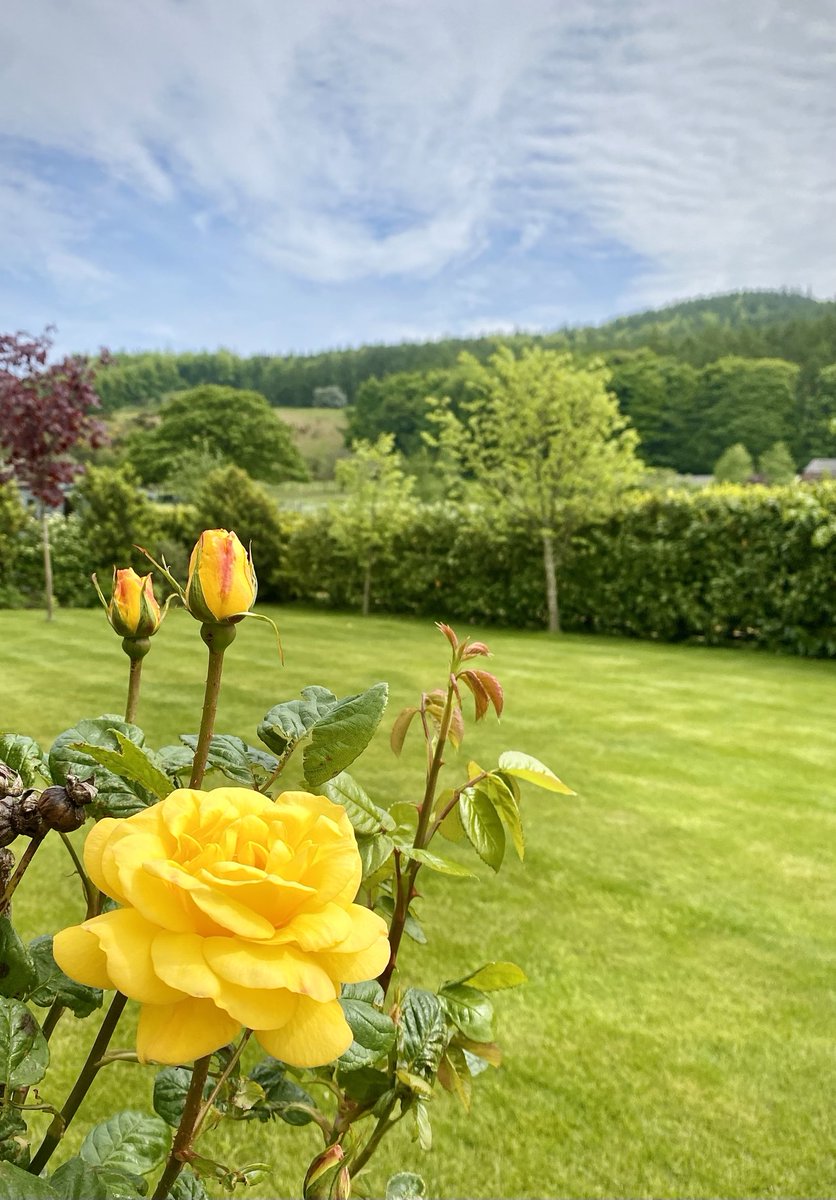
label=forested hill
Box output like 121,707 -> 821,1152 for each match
95,290 -> 836,412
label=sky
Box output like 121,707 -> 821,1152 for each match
1,0 -> 835,357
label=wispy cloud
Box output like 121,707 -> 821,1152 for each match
0,0 -> 833,350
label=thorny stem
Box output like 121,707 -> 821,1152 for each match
0,835 -> 45,919
194,1031 -> 252,1135
378,673 -> 458,998
58,831 -> 99,919
41,1000 -> 65,1043
29,991 -> 129,1175
348,1094 -> 402,1178
190,624 -> 236,789
151,1055 -> 212,1200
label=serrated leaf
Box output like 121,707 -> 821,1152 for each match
50,1158 -> 110,1200
357,833 -> 394,880
155,745 -> 194,778
153,1067 -> 211,1128
167,1170 -> 208,1200
0,999 -> 48,1088
0,735 -> 49,788
459,786 -> 505,872
437,1046 -> 472,1111
390,707 -> 419,757
338,999 -> 396,1071
385,1172 -> 427,1200
338,1065 -> 390,1105
454,961 -> 527,992
0,920 -> 36,999
397,989 -> 446,1081
257,686 -> 338,756
178,735 -> 277,788
49,717 -> 155,818
248,1058 -> 316,1126
303,683 -> 389,787
27,936 -> 103,1017
0,1161 -> 56,1199
480,775 -> 525,860
0,1110 -> 27,1170
322,772 -> 395,834
439,983 -> 494,1042
497,751 -> 575,794
79,1112 -> 170,1175
73,733 -> 172,800
342,980 -> 384,1006
436,798 -> 464,844
399,848 -> 476,878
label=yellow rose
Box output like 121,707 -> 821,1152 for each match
104,568 -> 161,638
185,529 -> 256,623
53,787 -> 390,1066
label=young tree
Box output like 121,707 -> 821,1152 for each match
0,330 -> 105,618
428,347 -> 641,633
331,435 -> 416,615
127,385 -> 308,486
193,464 -> 287,600
72,463 -> 159,578
713,443 -> 754,484
758,441 -> 797,485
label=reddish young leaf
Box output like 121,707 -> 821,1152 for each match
473,670 -> 504,718
460,640 -> 491,660
435,622 -> 459,652
448,705 -> 465,748
459,670 -> 490,721
390,706 -> 419,756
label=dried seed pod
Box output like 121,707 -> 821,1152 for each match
0,765 -> 23,799
0,847 -> 13,888
11,791 -> 48,839
64,775 -> 97,807
0,800 -> 17,848
37,786 -> 87,833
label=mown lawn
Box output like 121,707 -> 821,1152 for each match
2,607 -> 835,1199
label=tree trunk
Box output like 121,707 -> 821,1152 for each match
542,531 -> 560,634
361,561 -> 372,617
41,506 -> 54,622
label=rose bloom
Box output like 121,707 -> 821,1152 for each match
53,788 -> 390,1066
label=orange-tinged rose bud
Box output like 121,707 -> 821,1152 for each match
185,529 -> 257,624
106,568 -> 161,638
53,787 -> 390,1067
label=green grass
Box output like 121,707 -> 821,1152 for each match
274,407 -> 348,481
2,608 -> 835,1198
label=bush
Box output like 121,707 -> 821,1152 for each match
192,466 -> 289,600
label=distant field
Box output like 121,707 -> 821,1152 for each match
3,608 -> 835,1198
275,405 -> 348,479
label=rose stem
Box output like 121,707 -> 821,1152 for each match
29,991 -> 129,1175
58,831 -> 98,919
0,834 -> 45,919
378,672 -> 457,998
125,657 -> 143,724
190,624 -> 237,789
151,1054 -> 212,1200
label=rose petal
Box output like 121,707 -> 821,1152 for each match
86,909 -> 184,1005
314,934 -> 391,984
52,924 -> 113,990
214,979 -> 297,1030
151,931 -> 221,999
255,996 -> 352,1067
203,940 -> 336,1001
136,997 -> 241,1064
266,903 -> 353,951
82,818 -> 125,901
329,904 -> 389,953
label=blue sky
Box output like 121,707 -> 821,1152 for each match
1,0 -> 834,357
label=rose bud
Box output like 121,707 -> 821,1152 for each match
0,765 -> 23,799
95,567 -> 161,639
185,529 -> 257,624
37,786 -> 87,833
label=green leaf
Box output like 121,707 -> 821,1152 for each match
480,775 -> 525,860
342,980 -> 384,1006
0,1161 -> 56,1199
357,834 -> 394,880
72,733 -> 172,800
437,1046 -> 472,1111
375,895 -> 426,944
303,683 -> 389,787
399,848 -> 476,878
0,735 -> 49,788
49,717 -> 156,818
414,1097 -> 432,1151
28,936 -> 103,1017
454,961 -> 527,992
459,786 -> 505,871
0,920 -> 36,999
257,686 -> 339,757
397,989 -> 446,1081
497,751 -> 575,795
386,1173 -> 427,1200
79,1112 -> 171,1175
50,1158 -> 110,1200
439,983 -> 495,1042
338,999 -> 396,1071
322,772 -> 395,834
154,745 -> 194,779
178,735 -> 278,788
436,795 -> 464,844
337,1065 -> 391,1106
153,1067 -> 211,1128
166,1170 -> 207,1200
0,999 -> 49,1088
167,1170 -> 208,1200
248,1058 -> 316,1126
0,1110 -> 28,1169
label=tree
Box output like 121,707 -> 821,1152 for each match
758,441 -> 797,485
72,463 -> 159,578
127,385 -> 308,486
429,347 -> 641,633
690,357 -> 800,470
330,435 -> 416,615
713,443 -> 754,483
0,329 -> 105,618
606,349 -> 699,470
347,364 -> 482,457
192,465 -> 287,600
